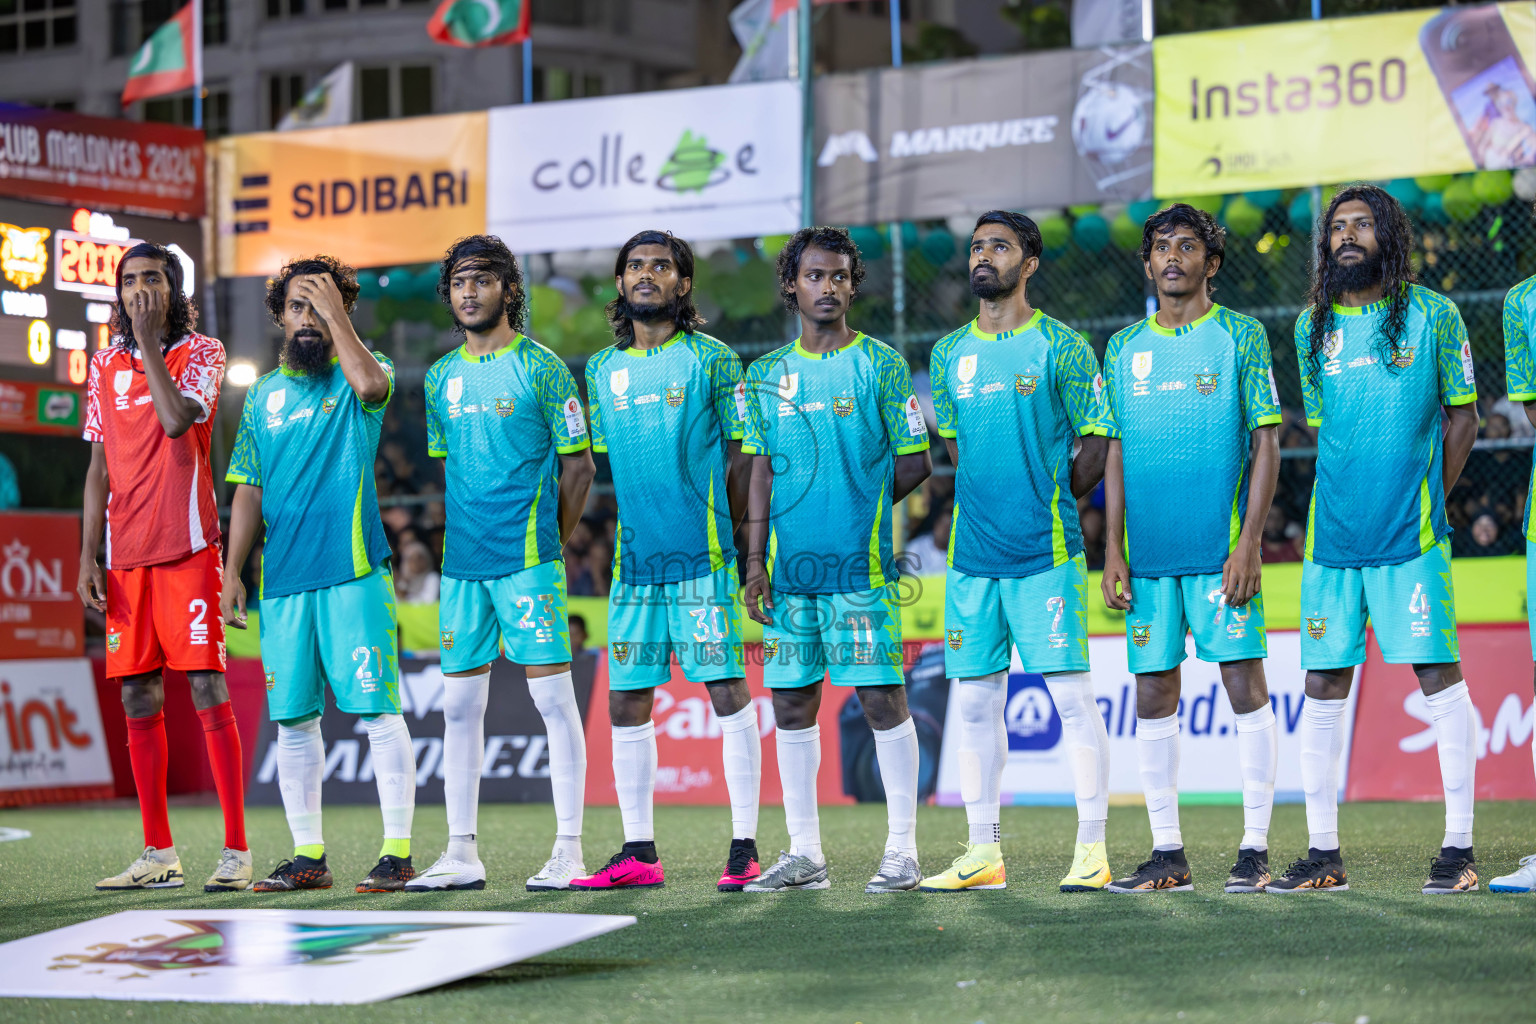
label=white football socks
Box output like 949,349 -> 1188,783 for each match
1425,681 -> 1477,849
441,671 -> 490,843
1136,714 -> 1182,850
776,724 -> 822,862
1045,671 -> 1110,844
956,673 -> 1007,845
1234,703 -> 1278,850
717,703 -> 762,841
528,670 -> 588,844
1300,695 -> 1348,851
612,721 -> 657,843
276,717 -> 324,848
364,714 -> 416,843
873,717 -> 919,857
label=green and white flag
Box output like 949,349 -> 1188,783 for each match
121,0 -> 199,107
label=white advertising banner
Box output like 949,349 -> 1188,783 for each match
487,81 -> 803,252
0,657 -> 113,803
935,632 -> 1360,805
0,910 -> 635,1003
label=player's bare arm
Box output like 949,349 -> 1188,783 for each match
892,450 -> 932,504
1221,424 -> 1279,608
220,483 -> 263,629
556,449 -> 596,545
942,435 -> 959,469
1100,437 -> 1131,611
726,439 -> 751,534
1441,403 -> 1478,493
122,261 -> 203,438
742,453 -> 774,625
1071,433 -> 1107,498
292,273 -> 390,403
76,442 -> 109,612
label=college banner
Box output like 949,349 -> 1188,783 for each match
215,112 -> 486,278
0,512 -> 82,659
246,654 -> 594,805
1346,623 -> 1534,803
0,658 -> 113,806
814,44 -> 1152,225
934,632 -> 1358,805
1153,3 -> 1536,195
486,81 -> 802,252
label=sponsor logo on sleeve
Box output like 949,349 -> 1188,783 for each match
564,396 -> 587,436
1460,340 -> 1475,385
904,394 -> 925,436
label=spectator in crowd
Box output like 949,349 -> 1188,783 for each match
1490,393 -> 1535,437
584,539 -> 613,598
902,502 -> 951,577
395,540 -> 441,604
569,613 -> 590,656
1261,505 -> 1305,563
1454,508 -> 1519,558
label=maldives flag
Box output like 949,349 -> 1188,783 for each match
121,1 -> 199,107
428,0 -> 530,48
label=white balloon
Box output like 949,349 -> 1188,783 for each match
1512,166 -> 1536,202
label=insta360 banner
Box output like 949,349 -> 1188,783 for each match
1154,3 -> 1536,196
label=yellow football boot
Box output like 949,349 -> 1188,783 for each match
919,842 -> 1006,891
1059,840 -> 1112,892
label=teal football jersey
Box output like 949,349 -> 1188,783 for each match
226,354 -> 394,599
931,310 -> 1103,578
742,334 -> 930,595
1100,305 -> 1281,579
425,335 -> 590,581
586,332 -> 744,586
1295,285 -> 1478,568
1504,274 -> 1536,541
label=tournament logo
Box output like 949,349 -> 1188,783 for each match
946,629 -> 964,651
763,637 -> 779,661
665,385 -> 686,408
1194,372 -> 1220,396
1131,625 -> 1151,647
1131,351 -> 1154,380
832,396 -> 854,417
1323,330 -> 1345,361
777,373 -> 799,401
495,397 -> 514,417
1391,346 -> 1415,369
114,369 -> 134,396
609,367 -> 630,395
611,642 -> 631,664
321,396 -> 337,414
1014,374 -> 1039,396
106,632 -> 121,653
264,670 -> 276,692
957,355 -> 978,383
266,388 -> 287,420
1306,617 -> 1328,640
440,630 -> 454,651
445,377 -> 463,405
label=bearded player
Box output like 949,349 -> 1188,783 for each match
576,230 -> 761,891
222,256 -> 416,894
1490,209 -> 1536,894
921,210 -> 1114,894
409,235 -> 595,892
1272,184 -> 1480,894
740,227 -> 931,893
78,242 -> 250,893
1099,204 -> 1282,893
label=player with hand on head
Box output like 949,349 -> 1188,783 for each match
1099,204 -> 1282,894
920,210 -> 1113,894
1488,202 -> 1536,894
576,230 -> 762,892
80,242 -> 250,893
409,235 -> 596,893
222,255 -> 415,894
740,227 -> 932,894
1271,184 -> 1480,895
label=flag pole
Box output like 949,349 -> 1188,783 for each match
522,36 -> 532,103
192,0 -> 204,130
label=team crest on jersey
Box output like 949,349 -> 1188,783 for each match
665,385 -> 686,408
106,632 -> 121,653
1131,351 -> 1154,380
611,642 -> 631,664
1306,617 -> 1328,640
1131,626 -> 1151,648
1194,372 -> 1220,396
495,397 -> 514,417
957,355 -> 978,383
446,376 -> 463,405
264,671 -> 276,692
777,373 -> 799,401
610,367 -> 630,395
440,630 -> 454,651
946,629 -> 964,651
1391,346 -> 1415,369
763,638 -> 779,661
266,389 -> 286,415
114,369 -> 134,395
321,396 -> 337,414
1014,374 -> 1039,396
833,396 -> 854,417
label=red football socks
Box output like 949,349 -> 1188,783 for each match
126,711 -> 173,850
198,701 -> 248,852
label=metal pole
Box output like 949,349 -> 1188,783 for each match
888,0 -> 907,355
192,0 -> 204,130
799,0 -> 813,229
1310,1 -> 1322,227
523,37 -> 533,103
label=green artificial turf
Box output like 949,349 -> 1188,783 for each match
1,801 -> 1533,1023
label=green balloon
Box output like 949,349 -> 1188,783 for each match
1243,190 -> 1283,210
1110,211 -> 1143,251
381,267 -> 414,296
848,225 -> 885,260
1068,204 -> 1100,218
1287,192 -> 1315,234
411,266 -> 440,300
1414,173 -> 1454,194
920,228 -> 956,264
760,234 -> 793,258
1441,177 -> 1483,222
1179,194 -> 1224,215
1384,178 -> 1425,212
528,285 -> 566,333
1073,213 -> 1110,251
1038,215 -> 1070,251
1471,169 -> 1513,206
1127,199 -> 1161,224
1420,191 -> 1448,225
1222,196 -> 1265,236
357,272 -> 382,300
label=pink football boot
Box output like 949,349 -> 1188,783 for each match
717,840 -> 761,892
569,846 -> 665,890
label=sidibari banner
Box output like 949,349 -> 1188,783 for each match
486,81 -> 802,253
814,44 -> 1153,225
1153,2 -> 1536,196
214,112 -> 486,278
934,632 -> 1358,806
